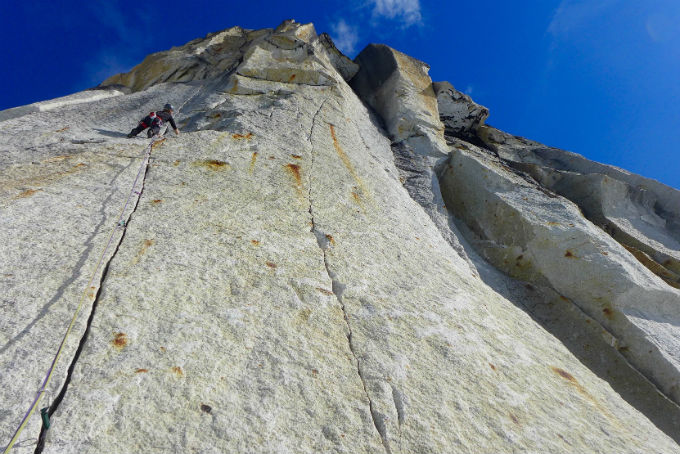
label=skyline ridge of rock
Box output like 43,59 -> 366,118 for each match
1,19 -> 680,453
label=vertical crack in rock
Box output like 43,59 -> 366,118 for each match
305,100 -> 391,454
34,149 -> 155,454
0,161 -> 135,356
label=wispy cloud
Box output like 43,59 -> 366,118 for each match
331,19 -> 360,55
547,0 -> 621,37
79,2 -> 149,87
369,0 -> 422,28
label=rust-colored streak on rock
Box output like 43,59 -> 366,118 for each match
552,367 -> 576,383
489,363 -> 497,372
55,126 -> 70,132
316,287 -> 334,295
173,160 -> 180,166
151,199 -> 163,205
291,154 -> 302,159
172,366 -> 184,377
325,234 -> 336,246
249,152 -> 258,174
551,366 -> 618,425
289,74 -> 296,82
329,124 -> 370,202
564,250 -> 576,258
232,132 -> 254,140
17,189 -> 40,198
602,307 -> 614,318
284,163 -> 304,197
135,368 -> 148,373
198,159 -> 229,171
112,332 -> 128,349
266,261 -> 277,269
251,240 -> 260,246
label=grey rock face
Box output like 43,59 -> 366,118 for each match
1,20 -> 680,454
433,81 -> 488,141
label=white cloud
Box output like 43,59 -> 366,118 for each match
547,0 -> 621,37
370,0 -> 422,27
331,19 -> 360,55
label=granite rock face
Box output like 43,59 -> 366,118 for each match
2,20 -> 680,454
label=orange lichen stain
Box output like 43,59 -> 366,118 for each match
351,187 -> 366,213
151,138 -> 166,149
232,132 -> 253,140
135,368 -> 149,373
249,152 -> 258,174
564,250 -> 576,258
316,287 -> 334,295
151,199 -> 163,205
602,307 -> 614,318
489,363 -> 497,372
551,365 -> 617,424
42,154 -> 72,163
329,124 -> 370,201
266,261 -> 277,269
112,332 -> 128,349
55,126 -> 70,132
171,366 -> 184,377
291,154 -> 302,159
17,188 -> 40,198
289,74 -> 297,82
251,240 -> 260,246
86,286 -> 97,300
132,239 -> 154,265
325,234 -> 335,246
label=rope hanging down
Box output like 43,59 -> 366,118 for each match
3,137 -> 162,453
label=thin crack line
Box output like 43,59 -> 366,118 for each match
34,151 -> 155,454
305,100 -> 391,454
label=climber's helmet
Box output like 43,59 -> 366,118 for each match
163,103 -> 175,113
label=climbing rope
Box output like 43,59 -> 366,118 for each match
2,137 -> 162,453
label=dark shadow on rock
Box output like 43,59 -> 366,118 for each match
94,129 -> 128,138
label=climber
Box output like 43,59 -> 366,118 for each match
127,103 -> 180,138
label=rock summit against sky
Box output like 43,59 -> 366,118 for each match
1,20 -> 680,454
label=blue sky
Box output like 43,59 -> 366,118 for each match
1,0 -> 678,189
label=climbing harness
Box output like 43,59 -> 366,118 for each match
2,137 -> 161,453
